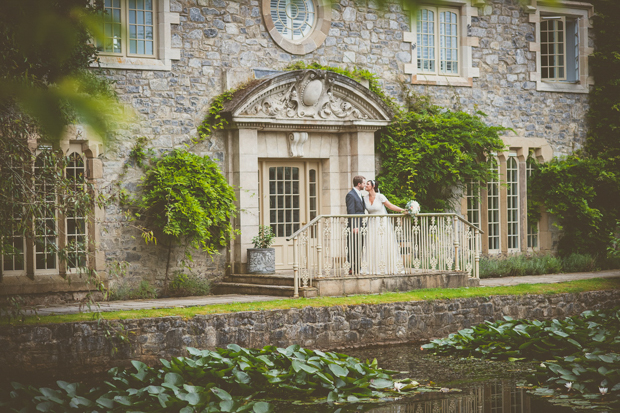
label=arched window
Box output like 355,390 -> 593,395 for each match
487,158 -> 500,252
1,147 -> 95,278
270,0 -> 315,41
66,153 -> 87,270
507,156 -> 519,251
34,152 -> 58,271
526,156 -> 539,249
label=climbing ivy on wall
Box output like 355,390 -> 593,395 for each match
529,0 -> 620,260
377,108 -> 507,212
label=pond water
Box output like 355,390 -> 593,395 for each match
274,343 -> 576,413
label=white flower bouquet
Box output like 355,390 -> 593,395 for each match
405,200 -> 420,215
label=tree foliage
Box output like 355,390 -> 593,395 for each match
529,0 -> 620,259
376,107 -> 506,212
0,0 -> 116,141
0,0 -> 117,269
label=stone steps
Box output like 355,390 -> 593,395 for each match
213,274 -> 318,298
220,274 -> 295,287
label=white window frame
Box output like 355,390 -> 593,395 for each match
0,139 -> 101,281
487,157 -> 501,254
506,155 -> 520,252
415,6 -> 460,77
529,2 -> 594,93
93,0 -> 180,71
466,180 -> 480,229
526,157 -> 539,251
404,0 -> 480,87
262,0 -> 331,55
98,0 -> 158,58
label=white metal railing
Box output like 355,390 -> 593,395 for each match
286,213 -> 483,298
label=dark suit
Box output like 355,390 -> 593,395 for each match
346,188 -> 365,273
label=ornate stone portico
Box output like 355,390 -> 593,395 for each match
221,70 -> 392,274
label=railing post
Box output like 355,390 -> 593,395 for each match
293,237 -> 299,298
473,228 -> 480,278
453,216 -> 460,271
317,219 -> 323,278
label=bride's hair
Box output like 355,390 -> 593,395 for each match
368,179 -> 380,193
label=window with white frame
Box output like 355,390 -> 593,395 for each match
532,4 -> 593,93
65,153 -> 88,270
506,156 -> 519,251
416,7 -> 459,76
1,149 -> 91,276
487,158 -> 500,252
270,0 -> 316,41
466,181 -> 480,228
540,16 -> 580,82
98,0 -> 156,57
526,156 -> 539,249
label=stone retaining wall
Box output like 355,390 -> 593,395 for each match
1,290 -> 618,382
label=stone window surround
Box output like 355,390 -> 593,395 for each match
403,0 -> 481,87
527,0 -> 595,94
93,0 -> 180,71
0,127 -> 104,289
262,0 -> 331,55
461,137 -> 553,255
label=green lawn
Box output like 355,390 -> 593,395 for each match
5,278 -> 619,326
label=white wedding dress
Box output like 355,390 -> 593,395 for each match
361,193 -> 404,275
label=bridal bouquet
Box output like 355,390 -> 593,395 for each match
405,200 -> 420,215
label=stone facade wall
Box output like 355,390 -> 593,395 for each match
1,290 -> 617,382
97,0 -> 591,286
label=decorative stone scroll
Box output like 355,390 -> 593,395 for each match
241,70 -> 369,121
288,132 -> 308,157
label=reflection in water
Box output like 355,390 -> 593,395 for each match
364,379 -> 531,413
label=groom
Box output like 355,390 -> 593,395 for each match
345,175 -> 366,275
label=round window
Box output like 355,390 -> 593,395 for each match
270,0 -> 316,40
262,0 -> 330,55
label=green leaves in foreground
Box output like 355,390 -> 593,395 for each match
422,308 -> 620,408
0,344 -> 433,412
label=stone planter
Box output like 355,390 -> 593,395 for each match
247,248 -> 276,274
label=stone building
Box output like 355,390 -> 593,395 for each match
0,0 -> 595,299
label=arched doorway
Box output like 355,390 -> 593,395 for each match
220,69 -> 392,273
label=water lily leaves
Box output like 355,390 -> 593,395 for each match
211,387 -> 232,401
369,379 -> 393,389
164,372 -> 184,387
252,401 -> 271,413
95,396 -> 115,408
328,363 -> 349,378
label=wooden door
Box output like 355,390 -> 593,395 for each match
259,161 -> 320,270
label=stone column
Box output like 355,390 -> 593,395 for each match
231,128 -> 259,274
351,130 -> 376,181
337,130 -> 376,214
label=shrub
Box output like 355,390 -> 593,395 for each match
108,280 -> 158,301
168,272 -> 211,297
479,253 -> 597,278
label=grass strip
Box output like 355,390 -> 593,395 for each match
6,278 -> 620,326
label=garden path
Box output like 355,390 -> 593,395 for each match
28,269 -> 620,316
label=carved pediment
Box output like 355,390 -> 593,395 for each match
223,70 -> 392,129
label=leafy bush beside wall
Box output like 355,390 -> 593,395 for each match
139,149 -> 238,256
137,149 -> 238,290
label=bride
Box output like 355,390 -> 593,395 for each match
361,180 -> 408,275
